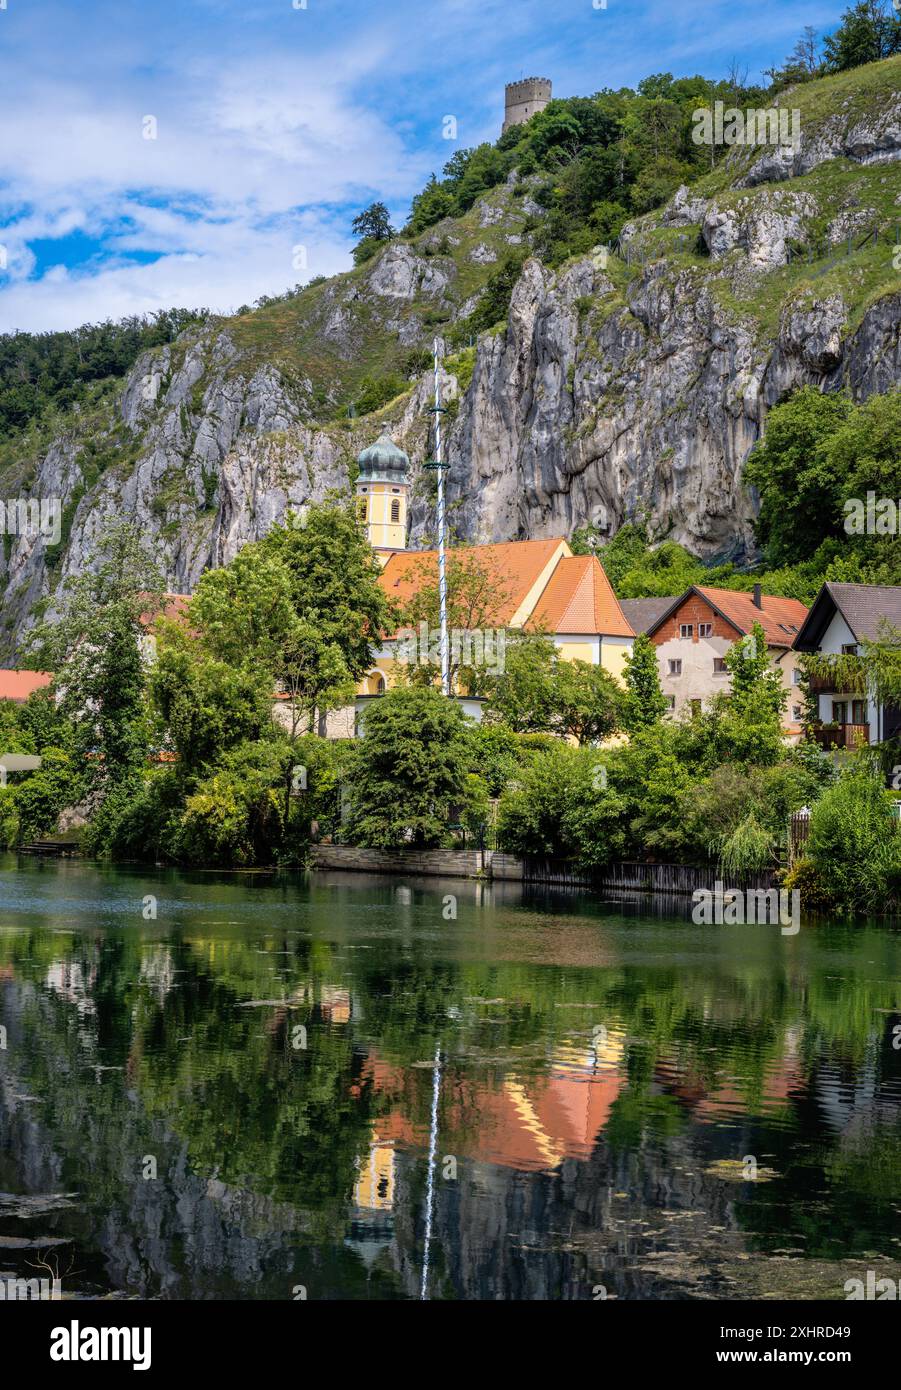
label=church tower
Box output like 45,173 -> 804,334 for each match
355,432 -> 410,561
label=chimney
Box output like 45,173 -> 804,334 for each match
753,583 -> 762,609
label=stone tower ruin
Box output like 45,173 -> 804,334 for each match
502,78 -> 552,133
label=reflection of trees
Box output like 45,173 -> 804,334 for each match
0,874 -> 900,1297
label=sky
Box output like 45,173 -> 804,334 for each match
0,0 -> 843,333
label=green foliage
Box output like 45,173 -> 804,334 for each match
353,373 -> 407,415
553,659 -> 623,744
743,387 -> 856,564
152,626 -> 274,780
623,632 -> 668,731
26,521 -> 163,802
177,741 -> 288,868
486,635 -> 563,734
497,745 -> 625,867
571,521 -> 736,597
800,756 -> 901,912
345,686 -> 477,849
823,1 -> 901,72
449,254 -> 525,344
351,202 -> 395,242
259,501 -> 392,684
743,387 -> 901,588
715,811 -> 776,881
0,308 -> 207,437
8,748 -> 79,844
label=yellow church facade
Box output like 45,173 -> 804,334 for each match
350,434 -> 635,720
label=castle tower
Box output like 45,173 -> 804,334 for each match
355,432 -> 410,561
502,77 -> 552,133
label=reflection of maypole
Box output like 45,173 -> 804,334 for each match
420,1041 -> 442,1299
423,338 -> 450,695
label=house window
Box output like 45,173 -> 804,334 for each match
698,623 -> 712,638
791,668 -> 801,686
842,643 -> 859,656
680,624 -> 693,639
793,705 -> 802,721
832,701 -> 847,724
852,700 -> 867,724
666,695 -> 676,710
390,499 -> 400,523
713,657 -> 728,674
375,675 -> 386,694
668,659 -> 682,677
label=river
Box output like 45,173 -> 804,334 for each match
1,854 -> 899,1300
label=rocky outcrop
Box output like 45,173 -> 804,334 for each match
1,85 -> 900,655
411,257 -> 899,561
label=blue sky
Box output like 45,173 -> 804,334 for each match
0,0 -> 842,332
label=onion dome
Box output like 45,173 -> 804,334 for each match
356,433 -> 410,484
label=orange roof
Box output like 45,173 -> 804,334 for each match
139,593 -> 190,631
378,538 -> 564,626
527,554 -> 634,637
0,670 -> 52,703
694,587 -> 809,647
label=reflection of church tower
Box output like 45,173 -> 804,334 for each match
355,433 -> 410,562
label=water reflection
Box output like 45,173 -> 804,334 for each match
0,856 -> 900,1300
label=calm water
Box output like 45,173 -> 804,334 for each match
1,854 -> 900,1301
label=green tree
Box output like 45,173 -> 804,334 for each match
346,686 -> 476,849
800,756 -> 901,911
486,635 -> 559,733
497,745 -> 625,866
351,202 -> 395,242
260,502 -> 392,697
823,1 -> 901,71
623,633 -> 668,731
713,621 -> 787,765
553,659 -> 623,745
743,387 -> 855,565
26,521 -> 163,799
152,623 -> 274,780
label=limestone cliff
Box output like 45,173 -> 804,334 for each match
1,60 -> 899,657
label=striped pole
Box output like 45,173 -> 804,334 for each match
434,338 -> 450,696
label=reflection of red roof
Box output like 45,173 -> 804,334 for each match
0,670 -> 52,703
359,1046 -> 622,1172
527,555 -> 634,637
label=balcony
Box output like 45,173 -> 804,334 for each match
812,722 -> 870,750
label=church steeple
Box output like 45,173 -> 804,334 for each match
355,432 -> 410,558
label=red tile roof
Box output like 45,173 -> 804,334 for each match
527,554 -> 634,637
694,587 -> 809,647
0,670 -> 53,703
378,538 -> 564,626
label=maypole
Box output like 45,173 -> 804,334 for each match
424,337 -> 451,695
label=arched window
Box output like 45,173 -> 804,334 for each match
376,675 -> 386,694
390,498 -> 400,524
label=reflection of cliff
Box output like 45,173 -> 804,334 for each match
3,896 -> 901,1302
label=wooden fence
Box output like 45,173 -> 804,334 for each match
312,845 -> 778,894
517,858 -> 779,894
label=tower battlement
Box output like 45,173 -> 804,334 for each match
502,77 -> 552,133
